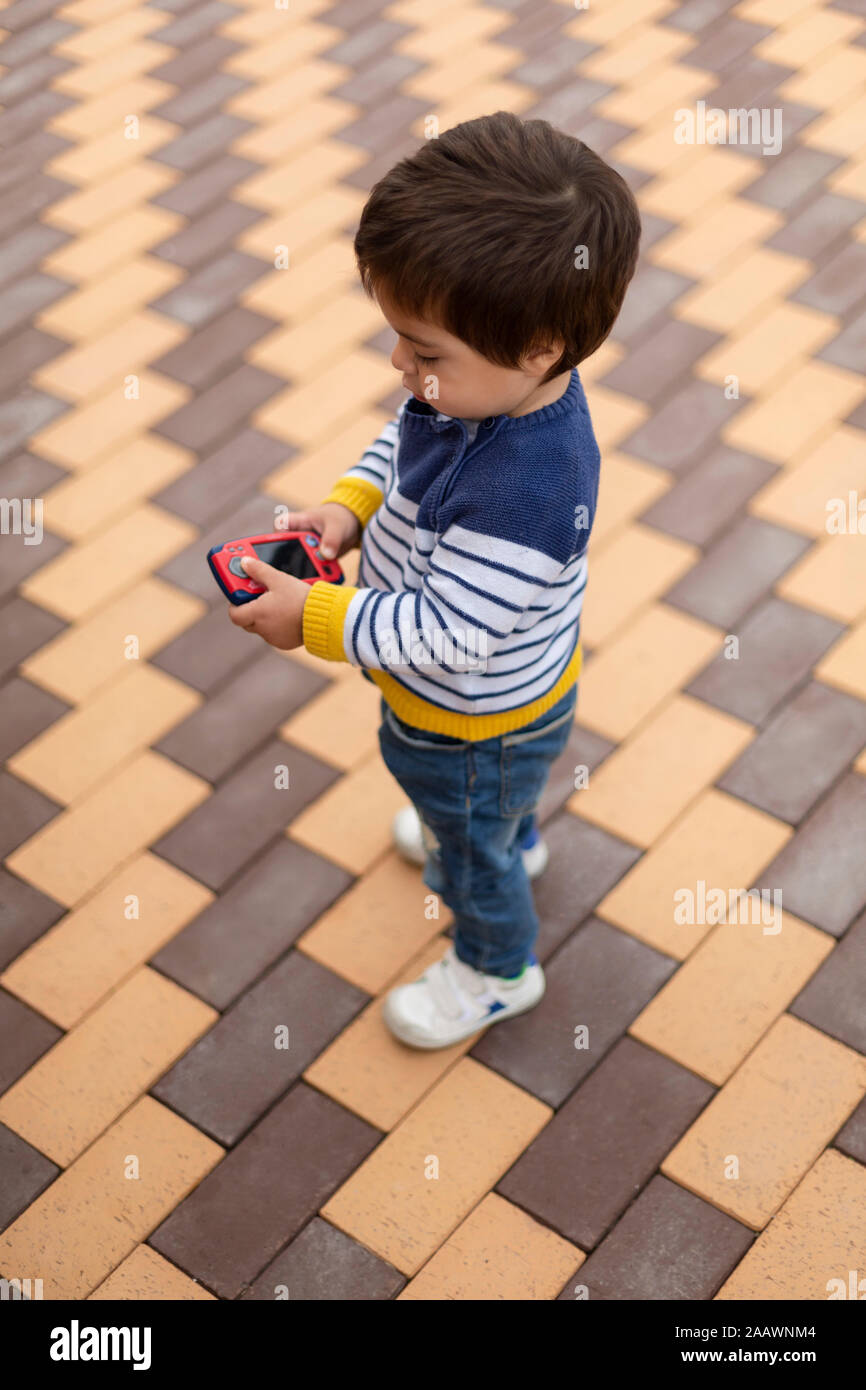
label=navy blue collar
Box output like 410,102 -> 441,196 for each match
400,368 -> 581,434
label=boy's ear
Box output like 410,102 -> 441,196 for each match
521,338 -> 566,376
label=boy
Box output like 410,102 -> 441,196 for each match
229,111 -> 641,1049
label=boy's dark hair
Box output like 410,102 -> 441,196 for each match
354,111 -> 642,383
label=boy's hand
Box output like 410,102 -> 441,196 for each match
281,502 -> 361,559
228,557 -> 311,650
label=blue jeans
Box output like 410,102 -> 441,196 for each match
377,683 -> 578,978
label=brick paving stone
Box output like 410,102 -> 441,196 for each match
151,1 -> 239,47
0,1123 -> 59,1232
152,308 -> 275,391
152,71 -> 249,127
152,828 -> 353,1006
820,314 -> 866,375
792,241 -> 866,317
686,596 -> 844,725
149,1083 -> 381,1299
0,772 -> 60,861
0,54 -> 72,106
0,391 -> 69,471
755,773 -> 866,937
241,1217 -> 405,1301
499,1037 -> 714,1252
536,721 -> 615,825
155,494 -> 293,602
154,362 -> 285,454
0,597 -> 66,682
664,516 -> 811,628
0,328 -> 68,398
621,379 -> 743,474
150,35 -> 241,88
0,92 -> 75,147
602,318 -> 721,404
152,950 -> 368,1145
154,647 -> 325,782
767,192 -> 866,260
0,676 -> 69,764
687,16 -> 773,70
530,814 -> 642,960
332,55 -> 422,106
791,907 -> 866,1055
151,249 -> 270,329
152,201 -> 264,271
0,18 -> 76,65
0,452 -> 65,506
0,224 -> 70,291
718,680 -> 866,823
0,869 -> 65,973
836,1097 -> 866,1165
152,156 -> 260,221
557,1174 -> 754,1300
153,114 -> 254,173
325,20 -> 410,67
640,444 -> 777,547
744,144 -> 843,212
151,737 -> 340,891
607,266 -> 697,348
0,132 -> 69,193
154,428 -> 289,527
0,988 -> 62,1096
471,917 -> 678,1108
149,604 -> 263,694
0,274 -> 73,343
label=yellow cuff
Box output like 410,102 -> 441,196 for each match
302,580 -> 358,662
321,477 -> 384,529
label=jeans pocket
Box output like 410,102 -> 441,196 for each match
499,690 -> 577,817
381,705 -> 469,752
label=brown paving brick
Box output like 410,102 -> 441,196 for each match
151,248 -> 269,328
152,200 -> 263,272
0,273 -> 74,342
793,240 -> 866,317
152,737 -> 340,892
151,0 -> 238,46
1,852 -> 213,1030
153,113 -> 253,173
558,1174 -> 753,1301
0,1123 -> 59,1232
0,988 -> 62,1096
0,392 -> 69,473
152,154 -> 260,219
0,17 -> 76,64
88,1244 -> 217,1301
687,596 -> 844,725
499,1035 -> 714,1253
530,804 -> 644,952
153,949 -> 367,1145
718,680 -> 866,823
0,175 -> 73,241
0,223 -> 70,290
149,1082 -> 381,1299
150,32 -> 241,86
663,1014 -> 866,1230
154,428 -> 289,527
536,720 -> 615,826
821,313 -> 866,375
149,604 -> 262,694
603,318 -> 720,404
0,327 -> 68,400
0,676 -> 68,765
622,378 -> 743,474
640,444 -> 777,547
0,868 -> 64,973
0,772 -> 61,861
152,70 -> 249,127
241,1216 -> 404,1300
472,916 -> 677,1107
768,191 -> 866,260
0,53 -> 72,105
322,1058 -> 549,1277
152,837 -> 352,1011
400,1191 -> 583,1301
155,362 -> 285,454
0,967 -> 217,1166
836,1095 -> 866,1164
154,647 -> 324,782
791,906 -> 866,1055
756,773 -> 866,937
665,516 -> 812,628
0,1095 -> 223,1300
745,142 -> 843,211
716,1148 -> 866,1301
151,307 -> 274,390
0,90 -> 75,145
0,597 -> 66,682
156,494 -> 287,602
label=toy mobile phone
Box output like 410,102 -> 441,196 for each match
207,530 -> 344,605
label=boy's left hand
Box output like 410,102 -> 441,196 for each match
227,556 -> 310,650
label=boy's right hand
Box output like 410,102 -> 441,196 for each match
279,502 -> 361,560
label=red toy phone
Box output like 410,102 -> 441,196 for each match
207,530 -> 344,605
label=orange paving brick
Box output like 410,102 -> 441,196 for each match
47,117 -> 178,185
748,426 -> 866,537
46,78 -> 174,140
693,301 -> 837,396
716,1149 -> 866,1301
225,23 -> 343,79
0,967 -> 217,1166
5,750 -> 209,908
815,618 -> 866,703
650,200 -> 782,278
722,361 -> 864,466
575,603 -> 723,742
237,185 -> 366,264
237,140 -> 367,211
597,788 -> 792,960
321,1058 -> 551,1276
398,1192 -> 583,1300
248,293 -> 384,382
570,694 -> 753,848
34,314 -> 188,402
0,1097 -> 223,1300
776,532 -> 866,624
579,525 -> 697,647
629,910 -> 834,1085
30,373 -> 189,471
297,852 -> 445,994
287,750 -> 407,874
240,238 -> 357,316
19,578 -> 205,704
89,1245 -> 217,1300
580,382 -> 648,450
676,247 -> 811,334
19,506 -> 197,621
36,259 -> 183,340
304,935 -> 472,1131
7,664 -> 200,804
52,40 -> 174,97
662,1015 -> 866,1230
262,408 -> 391,506
43,437 -> 194,539
590,451 -> 670,547
280,672 -> 382,770
254,350 -> 397,447
1,852 -> 213,1029
41,207 -> 184,282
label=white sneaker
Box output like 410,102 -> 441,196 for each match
391,803 -> 549,879
382,942 -> 546,1049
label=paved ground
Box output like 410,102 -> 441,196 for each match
1,0 -> 866,1302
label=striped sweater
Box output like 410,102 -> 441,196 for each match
302,367 -> 601,740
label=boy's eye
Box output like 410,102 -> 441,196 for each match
415,352 -> 438,366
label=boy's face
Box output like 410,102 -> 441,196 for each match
376,288 -> 564,420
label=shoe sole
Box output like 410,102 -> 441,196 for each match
383,972 -> 546,1050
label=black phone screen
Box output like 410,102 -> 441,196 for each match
252,538 -> 320,579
